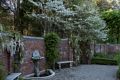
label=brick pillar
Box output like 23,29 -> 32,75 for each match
10,55 -> 14,73
7,53 -> 11,73
5,51 -> 14,74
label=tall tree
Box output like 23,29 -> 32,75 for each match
94,0 -> 120,11
102,10 -> 120,43
66,0 -> 106,64
21,0 -> 74,37
0,0 -> 22,31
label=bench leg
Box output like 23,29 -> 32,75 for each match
70,63 -> 72,68
59,64 -> 61,70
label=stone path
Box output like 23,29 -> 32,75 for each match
45,65 -> 118,80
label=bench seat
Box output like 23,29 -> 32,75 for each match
57,61 -> 73,70
6,73 -> 21,80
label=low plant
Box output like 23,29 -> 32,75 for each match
0,62 -> 6,80
114,53 -> 120,65
93,53 -> 108,59
18,77 -> 24,80
117,66 -> 120,79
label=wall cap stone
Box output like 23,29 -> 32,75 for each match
23,36 -> 68,40
23,36 -> 44,40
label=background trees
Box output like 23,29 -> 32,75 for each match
94,0 -> 120,11
102,10 -> 120,43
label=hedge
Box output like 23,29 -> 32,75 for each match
91,57 -> 117,65
117,67 -> 120,80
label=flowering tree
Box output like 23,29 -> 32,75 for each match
65,0 -> 106,64
21,0 -> 107,64
0,24 -> 24,73
20,0 -> 75,36
0,0 -> 107,65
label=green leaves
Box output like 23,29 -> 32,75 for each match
0,62 -> 6,80
102,10 -> 120,43
44,32 -> 60,68
68,1 -> 106,42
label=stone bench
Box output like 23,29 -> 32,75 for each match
6,73 -> 21,80
57,61 -> 73,70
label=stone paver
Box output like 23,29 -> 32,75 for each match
44,65 -> 118,80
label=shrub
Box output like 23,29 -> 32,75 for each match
18,77 -> 24,80
0,62 -> 6,80
94,53 -> 108,58
117,66 -> 120,79
44,32 -> 60,69
91,57 -> 117,65
114,53 -> 120,65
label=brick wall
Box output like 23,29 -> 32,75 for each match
2,36 -> 120,76
20,36 -> 46,75
0,36 -> 72,75
91,44 -> 120,54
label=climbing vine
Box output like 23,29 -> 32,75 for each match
0,24 -> 24,72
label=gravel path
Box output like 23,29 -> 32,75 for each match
44,65 -> 118,80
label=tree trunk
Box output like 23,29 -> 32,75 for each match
80,41 -> 91,64
73,48 -> 77,66
14,0 -> 20,31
